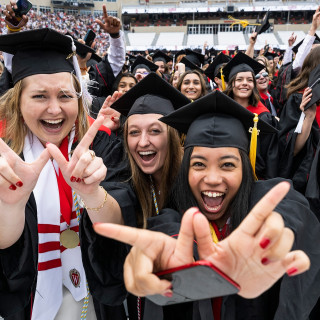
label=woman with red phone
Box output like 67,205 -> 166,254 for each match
95,91 -> 320,320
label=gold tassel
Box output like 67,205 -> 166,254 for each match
220,68 -> 226,91
249,113 -> 260,181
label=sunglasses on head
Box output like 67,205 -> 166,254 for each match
255,72 -> 269,80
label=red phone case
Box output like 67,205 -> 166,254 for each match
147,260 -> 240,306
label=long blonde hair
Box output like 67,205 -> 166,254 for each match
124,120 -> 182,228
0,73 -> 89,154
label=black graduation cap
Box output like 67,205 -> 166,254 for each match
222,52 -> 264,82
110,72 -> 190,117
152,50 -> 173,64
130,55 -> 159,73
180,57 -> 203,73
292,33 -> 320,53
255,11 -> 271,35
0,28 -> 94,84
305,64 -> 320,110
263,51 -> 278,60
204,53 -> 231,81
174,49 -> 186,61
185,49 -> 205,66
160,90 -> 276,156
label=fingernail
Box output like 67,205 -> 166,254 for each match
164,291 -> 173,298
16,181 -> 23,187
46,142 -> 51,146
76,178 -> 82,183
261,257 -> 269,265
287,267 -> 298,276
70,176 -> 76,182
193,210 -> 201,217
111,116 -> 115,121
260,238 -> 270,249
9,184 -> 16,190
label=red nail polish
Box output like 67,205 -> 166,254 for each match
261,257 -> 269,265
164,291 -> 173,298
193,210 -> 201,217
287,267 -> 298,276
111,117 -> 115,121
9,184 -> 16,190
70,176 -> 76,182
76,178 -> 82,183
260,238 -> 270,249
16,181 -> 23,187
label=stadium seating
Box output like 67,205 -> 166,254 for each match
127,32 -> 156,47
217,32 -> 246,47
255,33 -> 280,48
186,34 -> 214,48
156,32 -> 185,47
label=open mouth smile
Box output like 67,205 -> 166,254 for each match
201,191 -> 225,213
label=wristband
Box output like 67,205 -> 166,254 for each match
7,25 -> 21,32
109,32 -> 120,39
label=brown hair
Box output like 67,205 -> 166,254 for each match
176,70 -> 207,99
0,73 -> 89,154
224,71 -> 261,107
287,46 -> 320,97
123,119 -> 182,228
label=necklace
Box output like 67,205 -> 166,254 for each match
149,176 -> 160,215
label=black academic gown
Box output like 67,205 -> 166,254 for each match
142,178 -> 320,320
88,55 -> 118,117
0,130 -> 129,319
278,93 -> 320,194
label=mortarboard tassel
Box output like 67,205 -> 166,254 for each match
249,113 -> 260,181
66,35 -> 92,116
220,68 -> 226,91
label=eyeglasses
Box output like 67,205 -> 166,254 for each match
135,72 -> 149,76
255,72 -> 269,80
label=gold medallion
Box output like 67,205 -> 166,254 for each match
60,229 -> 80,249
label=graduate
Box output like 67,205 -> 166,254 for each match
278,47 -> 320,194
204,53 -> 231,91
0,28 -> 128,319
95,90 -> 320,320
222,52 -> 279,179
130,55 -> 159,82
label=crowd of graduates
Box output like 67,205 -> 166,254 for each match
0,1 -> 319,320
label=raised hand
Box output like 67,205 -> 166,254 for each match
95,5 -> 121,35
192,181 -> 310,298
98,91 -> 122,131
94,207 -> 197,296
288,32 -> 297,47
46,116 -> 107,196
1,0 -> 28,31
0,138 -> 50,205
94,182 -> 310,299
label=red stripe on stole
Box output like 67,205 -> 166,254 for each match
39,241 -> 60,253
38,259 -> 62,271
38,224 -> 60,233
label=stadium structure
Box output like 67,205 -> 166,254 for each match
0,0 -> 319,51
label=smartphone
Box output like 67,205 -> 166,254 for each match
13,0 -> 32,17
146,260 -> 240,306
84,29 -> 96,47
8,0 -> 32,26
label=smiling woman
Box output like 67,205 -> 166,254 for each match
222,52 -> 280,180
176,70 -> 207,101
0,28 -> 128,320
